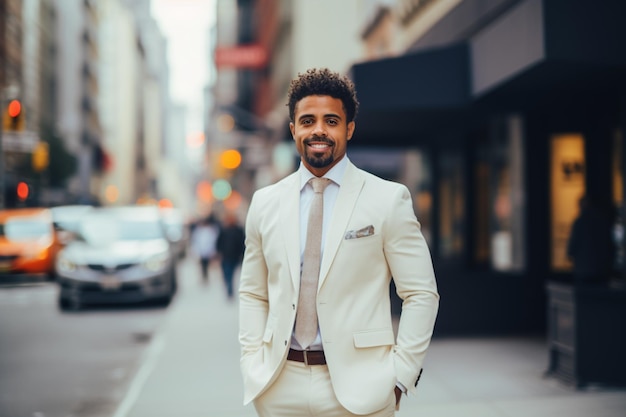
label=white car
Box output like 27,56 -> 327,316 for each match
56,206 -> 177,311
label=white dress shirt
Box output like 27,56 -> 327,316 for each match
290,156 -> 349,351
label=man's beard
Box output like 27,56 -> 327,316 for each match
305,151 -> 334,168
303,137 -> 334,168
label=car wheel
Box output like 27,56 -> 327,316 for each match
170,269 -> 178,293
158,292 -> 174,307
59,295 -> 82,312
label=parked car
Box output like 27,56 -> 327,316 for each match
0,208 -> 62,279
55,205 -> 177,310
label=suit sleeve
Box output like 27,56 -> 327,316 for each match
238,193 -> 270,362
384,184 -> 439,394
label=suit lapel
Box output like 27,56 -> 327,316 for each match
318,162 -> 364,288
279,173 -> 302,292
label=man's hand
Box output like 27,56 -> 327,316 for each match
394,386 -> 402,410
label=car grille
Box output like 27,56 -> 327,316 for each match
87,263 -> 135,272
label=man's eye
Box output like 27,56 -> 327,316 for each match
301,119 -> 313,125
327,119 -> 338,125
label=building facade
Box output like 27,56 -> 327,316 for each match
350,0 -> 626,339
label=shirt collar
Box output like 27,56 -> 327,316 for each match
299,155 -> 349,191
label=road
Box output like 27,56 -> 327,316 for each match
0,270 -> 175,417
3,256 -> 626,417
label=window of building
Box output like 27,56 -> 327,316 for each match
438,150 -> 464,259
550,133 -> 585,271
473,116 -> 526,271
488,116 -> 526,272
405,150 -> 433,245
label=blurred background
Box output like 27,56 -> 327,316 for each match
1,0 -> 626,415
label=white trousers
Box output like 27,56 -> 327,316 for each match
253,360 -> 396,417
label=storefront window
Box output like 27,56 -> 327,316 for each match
404,150 -> 432,244
438,151 -> 464,258
489,116 -> 526,271
550,133 -> 585,271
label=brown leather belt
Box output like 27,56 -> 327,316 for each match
287,349 -> 327,366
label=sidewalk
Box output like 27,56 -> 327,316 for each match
113,257 -> 626,417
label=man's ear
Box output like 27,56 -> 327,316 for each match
289,122 -> 295,139
347,121 -> 355,140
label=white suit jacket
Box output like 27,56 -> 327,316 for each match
239,161 -> 439,415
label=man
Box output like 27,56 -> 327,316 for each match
190,214 -> 220,283
239,68 -> 439,417
216,211 -> 245,299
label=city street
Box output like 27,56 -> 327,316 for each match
0,276 -> 170,417
2,256 -> 626,417
2,2 -> 626,415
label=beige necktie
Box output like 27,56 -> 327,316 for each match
295,177 -> 331,349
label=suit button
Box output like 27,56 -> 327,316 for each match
292,304 -> 295,310
284,340 -> 287,346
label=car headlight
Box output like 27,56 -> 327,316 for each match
142,253 -> 169,272
57,257 -> 78,273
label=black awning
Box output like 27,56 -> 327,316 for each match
468,0 -> 626,114
349,43 -> 471,147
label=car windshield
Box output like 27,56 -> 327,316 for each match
54,220 -> 81,233
80,214 -> 164,245
1,218 -> 51,240
51,206 -> 93,233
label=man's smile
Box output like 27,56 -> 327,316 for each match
305,137 -> 333,151
308,142 -> 331,150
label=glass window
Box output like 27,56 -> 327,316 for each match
487,116 -> 526,271
438,151 -> 464,259
550,133 -> 585,271
4,219 -> 51,240
401,150 -> 433,244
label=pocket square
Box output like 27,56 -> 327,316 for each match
344,225 -> 375,239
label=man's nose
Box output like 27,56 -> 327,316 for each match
312,121 -> 327,137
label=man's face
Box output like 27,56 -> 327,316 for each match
290,95 -> 355,177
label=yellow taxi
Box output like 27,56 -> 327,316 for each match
0,208 -> 61,278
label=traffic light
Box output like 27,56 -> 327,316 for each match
3,99 -> 25,131
32,142 -> 49,172
16,181 -> 29,201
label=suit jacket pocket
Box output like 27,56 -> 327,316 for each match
353,328 -> 395,348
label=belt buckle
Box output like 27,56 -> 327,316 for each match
303,350 -> 309,366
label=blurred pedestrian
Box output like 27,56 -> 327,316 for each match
190,214 -> 220,283
238,68 -> 439,417
567,194 -> 616,284
216,211 -> 245,300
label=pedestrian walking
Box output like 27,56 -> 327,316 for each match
238,68 -> 439,416
567,194 -> 616,284
216,211 -> 245,300
190,214 -> 220,283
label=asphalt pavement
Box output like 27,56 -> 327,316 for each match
111,257 -> 626,417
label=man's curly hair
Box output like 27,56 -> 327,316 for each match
287,68 -> 359,123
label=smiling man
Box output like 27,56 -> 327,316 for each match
238,68 -> 439,417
